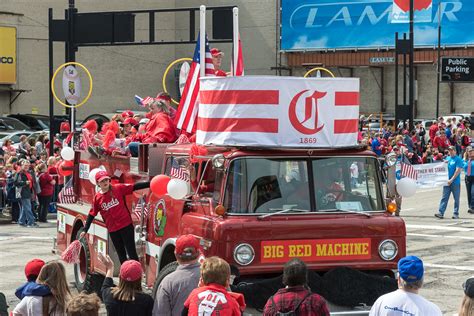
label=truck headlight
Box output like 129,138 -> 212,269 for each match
233,243 -> 255,266
378,239 -> 398,261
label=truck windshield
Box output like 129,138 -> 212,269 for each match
224,157 -> 383,214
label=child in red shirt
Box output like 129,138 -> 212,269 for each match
80,171 -> 149,263
183,256 -> 245,316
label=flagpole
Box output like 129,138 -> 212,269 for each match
436,0 -> 442,119
200,5 -> 206,77
232,7 -> 239,76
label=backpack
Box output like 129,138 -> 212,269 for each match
270,292 -> 311,316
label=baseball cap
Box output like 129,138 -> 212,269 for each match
463,277 -> 474,298
119,260 -> 142,282
139,118 -> 149,125
121,110 -> 134,118
398,255 -> 424,283
60,121 -> 71,133
123,117 -> 138,126
95,171 -> 110,183
448,145 -> 456,151
210,48 -> 223,57
25,259 -> 45,279
156,92 -> 171,102
175,234 -> 201,259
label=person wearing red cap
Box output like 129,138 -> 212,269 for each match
210,48 -> 227,77
183,256 -> 246,316
99,253 -> 154,315
156,92 -> 178,121
80,171 -> 150,263
153,235 -> 202,316
14,259 -> 49,300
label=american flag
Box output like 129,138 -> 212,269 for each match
132,197 -> 149,221
401,162 -> 418,180
174,33 -> 214,133
231,34 -> 244,76
58,178 -> 76,204
170,159 -> 190,182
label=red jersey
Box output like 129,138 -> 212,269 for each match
38,172 -> 54,197
184,283 -> 245,316
433,136 -> 450,150
429,124 -> 439,141
90,184 -> 134,232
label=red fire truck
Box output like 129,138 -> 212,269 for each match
54,141 -> 404,307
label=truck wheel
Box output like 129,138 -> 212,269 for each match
73,231 -> 92,292
152,261 -> 179,298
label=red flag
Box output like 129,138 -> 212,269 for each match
232,34 -> 245,76
174,33 -> 214,133
401,162 -> 418,180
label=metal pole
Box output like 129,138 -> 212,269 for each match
436,0 -> 442,119
48,8 -> 54,157
409,0 -> 415,130
199,5 -> 206,77
395,32 -> 399,125
67,0 -> 77,146
403,34 -> 407,107
232,7 -> 239,76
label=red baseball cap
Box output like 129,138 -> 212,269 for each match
210,48 -> 223,57
120,260 -> 142,282
25,259 -> 45,279
123,117 -> 138,126
175,235 -> 201,258
60,122 -> 71,133
95,171 -> 110,183
156,92 -> 171,102
121,110 -> 134,118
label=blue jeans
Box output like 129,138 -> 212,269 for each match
438,183 -> 460,216
19,198 -> 35,226
128,142 -> 139,157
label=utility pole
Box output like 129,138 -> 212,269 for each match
436,1 -> 442,119
408,0 -> 414,131
66,0 -> 77,142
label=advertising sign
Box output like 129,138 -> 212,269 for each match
281,0 -> 474,50
197,76 -> 359,148
441,57 -> 474,82
0,26 -> 17,84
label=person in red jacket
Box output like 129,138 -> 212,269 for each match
80,171 -> 149,263
433,129 -> 450,152
183,256 -> 246,316
210,48 -> 227,77
36,163 -> 56,223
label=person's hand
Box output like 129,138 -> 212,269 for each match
98,253 -> 114,270
447,179 -> 452,186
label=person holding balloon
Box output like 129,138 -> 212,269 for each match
79,171 -> 150,264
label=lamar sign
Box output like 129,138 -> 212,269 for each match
0,27 -> 16,84
441,57 -> 474,82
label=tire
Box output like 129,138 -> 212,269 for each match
152,261 -> 179,298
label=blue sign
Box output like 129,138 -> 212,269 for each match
281,0 -> 474,51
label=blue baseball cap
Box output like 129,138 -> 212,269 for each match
398,256 -> 424,282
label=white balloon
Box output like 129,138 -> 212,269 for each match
88,168 -> 101,185
397,177 -> 417,198
61,146 -> 75,161
167,179 -> 189,199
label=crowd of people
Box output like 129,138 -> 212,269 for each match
361,114 -> 474,218
2,240 -> 473,315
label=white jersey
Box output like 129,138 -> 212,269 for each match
369,289 -> 442,316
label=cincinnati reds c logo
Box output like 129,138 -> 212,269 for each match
288,90 -> 327,135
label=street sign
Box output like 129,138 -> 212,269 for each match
441,57 -> 474,82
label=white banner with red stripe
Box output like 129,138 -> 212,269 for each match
196,76 -> 359,148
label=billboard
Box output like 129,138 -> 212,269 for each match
0,26 -> 17,84
281,0 -> 474,51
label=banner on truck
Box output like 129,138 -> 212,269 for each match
196,76 -> 359,148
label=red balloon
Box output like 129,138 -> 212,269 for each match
150,175 -> 171,196
59,160 -> 74,176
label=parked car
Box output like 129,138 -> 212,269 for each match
0,117 -> 31,131
8,114 -> 69,134
0,131 -> 34,149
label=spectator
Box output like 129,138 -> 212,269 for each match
99,253 -> 154,316
464,147 -> 474,214
36,163 -> 55,223
2,139 -> 16,157
14,159 -> 38,228
429,120 -> 439,143
66,292 -> 101,316
35,134 -> 47,155
435,146 -> 463,219
433,129 -> 450,152
17,135 -> 30,158
369,256 -> 442,316
6,163 -> 20,223
263,259 -> 329,316
458,277 -> 474,316
183,257 -> 245,315
15,259 -> 47,300
47,156 -> 59,202
371,133 -> 382,156
153,235 -> 201,316
13,261 -> 71,316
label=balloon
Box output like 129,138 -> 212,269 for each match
396,177 -> 417,198
59,160 -> 74,177
167,179 -> 189,199
150,175 -> 171,196
60,146 -> 75,161
88,168 -> 101,185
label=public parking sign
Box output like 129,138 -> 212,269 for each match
441,57 -> 474,82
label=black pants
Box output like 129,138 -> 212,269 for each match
466,176 -> 473,209
38,195 -> 52,222
109,224 -> 138,264
11,201 -> 20,222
